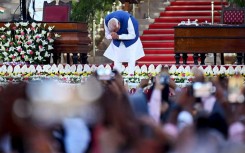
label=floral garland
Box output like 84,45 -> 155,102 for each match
0,22 -> 60,64
1,64 -> 245,88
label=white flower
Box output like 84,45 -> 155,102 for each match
48,26 -> 55,31
141,65 -> 147,73
4,57 -> 9,61
37,23 -> 41,27
41,30 -> 47,35
26,28 -> 32,34
6,31 -> 11,35
4,41 -> 9,47
3,52 -> 8,56
38,56 -> 43,60
0,22 -> 60,63
4,23 -> 10,28
0,27 -> 5,31
24,44 -> 29,48
48,45 -> 54,50
49,38 -> 54,43
42,40 -> 48,46
20,51 -> 25,55
39,46 -> 44,51
54,33 -> 61,37
36,38 -> 40,43
20,22 -> 29,27
9,47 -> 15,51
14,22 -> 20,27
31,22 -> 37,28
44,51 -> 50,57
35,51 -> 40,56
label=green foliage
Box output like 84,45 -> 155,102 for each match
71,0 -> 115,23
227,0 -> 245,7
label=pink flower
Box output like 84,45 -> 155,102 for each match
39,45 -> 42,49
17,41 -> 22,45
13,27 -> 17,30
27,41 -> 32,45
15,35 -> 19,39
18,48 -> 22,52
1,35 -> 6,39
9,42 -> 13,46
11,56 -> 16,59
29,51 -> 33,55
31,27 -> 35,31
22,54 -> 25,58
36,35 -> 40,39
21,31 -> 25,35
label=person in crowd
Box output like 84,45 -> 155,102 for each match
103,10 -> 145,75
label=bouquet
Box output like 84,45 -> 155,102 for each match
0,22 -> 60,64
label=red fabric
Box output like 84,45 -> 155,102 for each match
224,10 -> 245,24
43,6 -> 70,22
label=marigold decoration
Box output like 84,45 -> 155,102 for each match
0,22 -> 60,64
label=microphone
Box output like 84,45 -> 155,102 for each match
12,4 -> 21,22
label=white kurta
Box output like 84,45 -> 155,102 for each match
28,0 -> 53,21
103,18 -> 145,63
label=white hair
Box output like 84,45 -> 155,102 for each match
108,18 -> 119,32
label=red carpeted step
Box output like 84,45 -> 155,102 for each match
139,55 -> 194,61
139,55 -> 176,62
136,61 -> 177,65
140,35 -> 174,41
149,23 -> 178,29
160,11 -> 220,17
144,49 -> 175,54
154,17 -> 220,23
165,6 -> 222,11
170,1 -> 227,5
143,29 -> 174,35
142,42 -> 174,48
138,0 -> 222,65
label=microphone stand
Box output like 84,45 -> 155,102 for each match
20,0 -> 28,21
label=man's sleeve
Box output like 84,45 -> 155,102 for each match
28,0 -> 34,18
104,20 -> 112,39
118,18 -> 136,40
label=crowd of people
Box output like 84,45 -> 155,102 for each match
0,4 -> 245,152
0,66 -> 244,153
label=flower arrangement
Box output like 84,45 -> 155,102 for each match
0,22 -> 60,64
0,64 -> 245,87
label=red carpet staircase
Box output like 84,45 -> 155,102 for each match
137,0 -> 227,65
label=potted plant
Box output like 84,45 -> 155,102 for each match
71,0 -> 115,24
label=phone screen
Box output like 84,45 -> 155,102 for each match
193,82 -> 215,98
228,75 -> 244,103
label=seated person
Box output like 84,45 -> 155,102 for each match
28,0 -> 54,21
